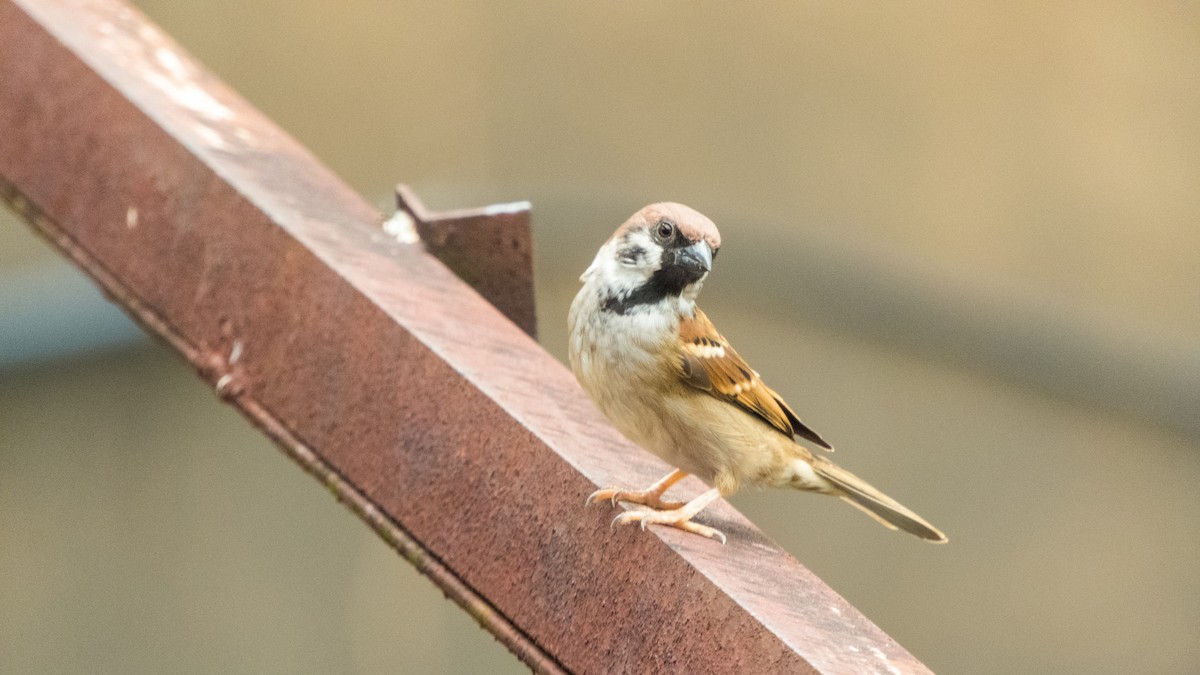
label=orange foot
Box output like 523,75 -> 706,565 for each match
587,471 -> 728,543
587,487 -> 685,511
586,468 -> 688,510
612,496 -> 727,544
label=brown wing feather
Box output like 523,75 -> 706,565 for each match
678,310 -> 833,450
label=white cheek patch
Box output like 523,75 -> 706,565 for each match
616,230 -> 660,267
584,233 -> 663,297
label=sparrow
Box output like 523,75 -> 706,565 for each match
568,203 -> 947,544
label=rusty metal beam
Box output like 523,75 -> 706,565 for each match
393,184 -> 537,339
0,1 -> 933,673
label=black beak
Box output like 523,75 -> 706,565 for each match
674,241 -> 712,276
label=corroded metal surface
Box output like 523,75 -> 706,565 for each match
394,184 -> 537,339
0,1 -> 933,672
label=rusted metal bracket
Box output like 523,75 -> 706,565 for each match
390,185 -> 537,338
0,1 -> 932,673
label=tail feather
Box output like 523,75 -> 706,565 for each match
813,457 -> 948,543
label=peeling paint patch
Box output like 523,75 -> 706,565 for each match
193,124 -> 226,149
383,210 -> 419,244
870,646 -> 903,675
481,200 -> 531,216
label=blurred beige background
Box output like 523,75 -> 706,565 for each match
3,2 -> 1199,673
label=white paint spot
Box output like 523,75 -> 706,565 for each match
383,210 -> 420,244
154,46 -> 187,79
847,645 -> 860,653
870,646 -> 902,675
142,44 -> 235,124
194,124 -> 227,149
829,605 -> 842,615
172,81 -> 234,120
137,24 -> 159,42
215,374 -> 233,394
481,200 -> 531,216
126,206 -> 138,229
229,340 -> 244,365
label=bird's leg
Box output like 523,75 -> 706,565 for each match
612,487 -> 726,543
587,469 -> 688,510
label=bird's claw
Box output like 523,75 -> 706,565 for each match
587,487 -> 614,507
591,482 -> 725,543
610,507 -> 727,544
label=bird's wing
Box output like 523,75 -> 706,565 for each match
677,309 -> 832,450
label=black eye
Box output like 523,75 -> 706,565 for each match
654,219 -> 675,241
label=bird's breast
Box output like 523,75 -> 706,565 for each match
569,289 -> 681,446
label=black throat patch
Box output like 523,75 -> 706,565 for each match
601,252 -> 700,315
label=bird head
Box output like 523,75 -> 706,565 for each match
584,203 -> 722,315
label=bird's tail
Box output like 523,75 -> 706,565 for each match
812,456 -> 948,543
